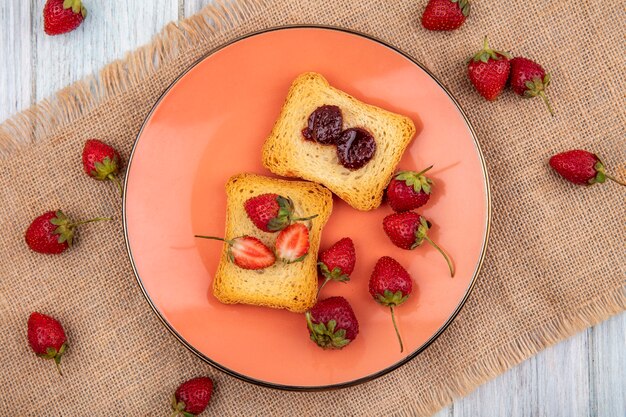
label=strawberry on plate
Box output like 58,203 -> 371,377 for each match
194,235 -> 275,270
387,166 -> 433,212
275,223 -> 310,263
383,211 -> 455,277
317,237 -> 356,295
369,257 -> 414,352
305,296 -> 359,350
244,193 -> 317,232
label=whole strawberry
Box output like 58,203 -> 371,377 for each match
25,210 -> 111,254
171,377 -> 214,417
244,193 -> 317,232
387,166 -> 433,212
383,212 -> 455,277
275,223 -> 311,263
369,257 -> 413,352
82,139 -> 123,194
510,57 -> 554,115
317,237 -> 356,295
421,0 -> 470,31
305,296 -> 359,349
44,0 -> 86,36
467,37 -> 511,101
194,235 -> 275,270
27,312 -> 68,375
549,150 -> 625,186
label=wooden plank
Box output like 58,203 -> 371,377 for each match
0,0 -> 33,122
591,312 -> 626,417
184,0 -> 215,16
453,330 -> 591,417
32,0 -> 179,101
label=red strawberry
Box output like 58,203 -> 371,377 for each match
275,223 -> 310,263
244,193 -> 317,232
510,57 -> 554,116
467,37 -> 511,101
194,235 -> 275,270
171,377 -> 214,417
43,0 -> 86,36
27,312 -> 68,375
421,0 -> 470,31
305,296 -> 359,349
317,237 -> 356,294
549,150 -> 625,186
387,166 -> 433,212
82,139 -> 123,195
369,257 -> 413,352
25,210 -> 111,254
382,212 -> 455,277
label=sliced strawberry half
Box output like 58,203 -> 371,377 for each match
195,235 -> 275,270
275,223 -> 310,263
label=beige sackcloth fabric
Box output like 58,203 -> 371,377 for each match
1,0 -> 624,415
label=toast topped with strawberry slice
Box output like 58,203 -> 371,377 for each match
211,173 -> 333,313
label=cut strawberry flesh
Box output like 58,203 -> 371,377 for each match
231,237 -> 275,269
276,223 -> 310,262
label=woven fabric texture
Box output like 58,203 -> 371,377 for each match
0,0 -> 624,415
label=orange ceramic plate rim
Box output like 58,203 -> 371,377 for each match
122,25 -> 491,391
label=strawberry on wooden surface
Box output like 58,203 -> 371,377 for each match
467,37 -> 511,101
383,212 -> 455,277
421,0 -> 470,31
171,377 -> 214,417
369,257 -> 414,352
317,237 -> 356,295
549,150 -> 625,186
25,210 -> 111,254
305,296 -> 359,350
194,235 -> 275,270
82,139 -> 123,195
43,0 -> 86,36
386,167 -> 433,212
27,312 -> 68,375
510,57 -> 554,116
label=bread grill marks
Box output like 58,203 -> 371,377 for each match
301,105 -> 343,144
336,128 -> 376,170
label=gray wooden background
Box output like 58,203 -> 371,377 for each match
0,1 -> 623,416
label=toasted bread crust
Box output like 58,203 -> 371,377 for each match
212,173 -> 333,313
262,72 -> 416,211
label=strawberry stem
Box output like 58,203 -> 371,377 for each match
605,174 -> 626,186
292,214 -> 318,222
69,217 -> 112,227
305,311 -> 316,335
415,165 -> 434,177
107,174 -> 123,196
538,91 -> 554,116
424,236 -> 455,277
317,277 -> 331,298
194,235 -> 233,245
54,359 -> 62,376
390,305 -> 403,353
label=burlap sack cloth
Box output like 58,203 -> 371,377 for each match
1,0 -> 624,415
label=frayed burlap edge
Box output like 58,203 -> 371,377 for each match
395,285 -> 625,417
0,0 -> 624,415
0,0 -> 272,156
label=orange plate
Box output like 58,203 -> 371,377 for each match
124,26 -> 490,390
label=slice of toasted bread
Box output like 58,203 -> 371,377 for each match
262,72 -> 416,211
212,173 -> 333,313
